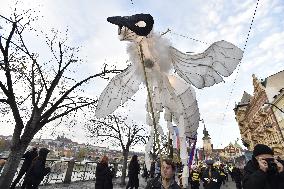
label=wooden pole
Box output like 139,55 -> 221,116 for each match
138,44 -> 163,166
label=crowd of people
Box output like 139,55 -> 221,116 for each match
94,143 -> 284,189
1,143 -> 283,189
187,160 -> 242,189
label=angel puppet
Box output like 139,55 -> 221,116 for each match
95,14 -> 243,186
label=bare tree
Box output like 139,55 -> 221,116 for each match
0,11 -> 122,188
86,114 -> 147,185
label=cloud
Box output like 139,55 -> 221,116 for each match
259,32 -> 284,50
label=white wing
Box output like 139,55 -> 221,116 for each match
169,76 -> 200,138
162,75 -> 200,138
170,40 -> 243,89
95,64 -> 142,118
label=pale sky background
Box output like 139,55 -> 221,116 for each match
0,0 -> 284,152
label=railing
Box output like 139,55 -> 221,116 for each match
0,158 -> 123,187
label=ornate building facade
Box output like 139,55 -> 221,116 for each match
234,73 -> 284,155
200,125 -> 244,162
221,142 -> 243,160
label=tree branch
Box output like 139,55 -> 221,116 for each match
34,60 -> 48,92
31,60 -> 36,106
0,81 -> 9,96
5,22 -> 17,54
40,69 -> 122,120
42,99 -> 97,125
0,99 -> 8,104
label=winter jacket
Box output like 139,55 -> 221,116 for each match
95,163 -> 114,189
232,167 -> 242,183
150,162 -> 155,178
22,149 -> 38,170
127,161 -> 140,187
23,148 -> 50,188
243,159 -> 284,189
145,176 -> 180,189
201,168 -> 221,189
142,164 -> 149,179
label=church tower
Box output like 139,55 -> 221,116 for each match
202,123 -> 212,160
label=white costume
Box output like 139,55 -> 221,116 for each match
96,14 -> 243,187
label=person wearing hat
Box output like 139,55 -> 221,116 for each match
201,159 -> 221,189
22,148 -> 51,189
243,144 -> 284,189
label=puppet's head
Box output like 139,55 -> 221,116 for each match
107,14 -> 154,41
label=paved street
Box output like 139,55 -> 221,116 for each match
39,177 -> 238,189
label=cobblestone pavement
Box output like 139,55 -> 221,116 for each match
38,177 -> 147,189
39,177 -> 238,189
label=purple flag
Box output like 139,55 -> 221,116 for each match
188,139 -> 197,168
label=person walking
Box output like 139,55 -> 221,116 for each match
232,166 -> 243,189
150,160 -> 155,178
201,160 -> 221,189
142,163 -> 149,181
22,148 -> 51,189
218,164 -> 226,185
189,165 -> 201,189
10,147 -> 38,189
126,155 -> 140,189
243,144 -> 284,189
95,155 -> 114,189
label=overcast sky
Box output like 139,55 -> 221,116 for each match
0,0 -> 284,151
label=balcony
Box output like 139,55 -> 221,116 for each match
273,143 -> 284,149
256,133 -> 265,138
249,124 -> 258,129
259,110 -> 267,117
264,125 -> 274,132
253,120 -> 260,124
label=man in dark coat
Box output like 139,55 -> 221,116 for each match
232,166 -> 243,189
150,160 -> 155,178
10,147 -> 38,189
201,160 -> 221,189
22,148 -> 51,189
142,163 -> 149,181
127,155 -> 140,189
95,155 -> 114,189
243,144 -> 284,189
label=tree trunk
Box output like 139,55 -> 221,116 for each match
0,144 -> 27,188
120,150 -> 129,185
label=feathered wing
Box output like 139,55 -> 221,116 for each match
95,64 -> 142,118
163,75 -> 200,138
170,40 -> 243,89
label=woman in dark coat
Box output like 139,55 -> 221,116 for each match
22,148 -> 51,189
95,155 -> 114,189
126,155 -> 140,189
